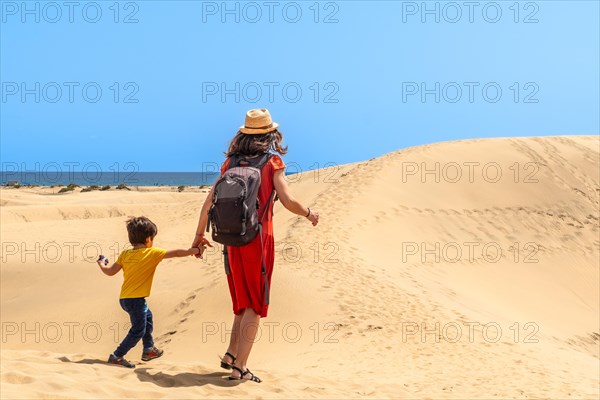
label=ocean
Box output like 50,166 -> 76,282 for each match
0,171 -> 220,187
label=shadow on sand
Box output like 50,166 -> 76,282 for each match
58,356 -> 110,366
58,356 -> 240,387
134,368 -> 241,388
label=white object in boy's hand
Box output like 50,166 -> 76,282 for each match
97,255 -> 109,266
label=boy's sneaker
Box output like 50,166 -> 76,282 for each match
108,354 -> 135,368
141,346 -> 163,361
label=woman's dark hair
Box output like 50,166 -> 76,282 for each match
225,129 -> 288,157
126,216 -> 158,245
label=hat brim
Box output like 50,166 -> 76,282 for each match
239,122 -> 279,135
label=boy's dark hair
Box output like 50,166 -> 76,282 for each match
126,216 -> 158,245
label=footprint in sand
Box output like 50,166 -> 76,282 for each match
173,288 -> 202,313
2,372 -> 35,384
156,330 -> 178,345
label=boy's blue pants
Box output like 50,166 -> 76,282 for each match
113,297 -> 154,358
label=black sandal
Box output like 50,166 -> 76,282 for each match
228,365 -> 262,383
220,352 -> 236,370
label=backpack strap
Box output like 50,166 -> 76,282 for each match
256,153 -> 275,221
257,188 -> 276,306
258,189 -> 275,223
254,153 -> 273,171
227,154 -> 239,170
223,248 -> 231,275
258,222 -> 270,306
232,153 -> 272,170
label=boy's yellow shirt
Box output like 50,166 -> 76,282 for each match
116,247 -> 167,299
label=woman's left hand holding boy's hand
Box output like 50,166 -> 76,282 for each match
191,235 -> 212,259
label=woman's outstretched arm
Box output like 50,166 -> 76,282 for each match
191,186 -> 215,257
196,186 -> 215,235
273,169 -> 319,226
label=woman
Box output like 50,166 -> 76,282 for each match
191,109 -> 319,382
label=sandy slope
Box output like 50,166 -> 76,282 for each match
1,136 -> 598,399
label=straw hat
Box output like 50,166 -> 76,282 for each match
239,109 -> 279,134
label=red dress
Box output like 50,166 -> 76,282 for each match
220,154 -> 285,317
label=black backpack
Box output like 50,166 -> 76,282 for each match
206,153 -> 276,305
207,153 -> 274,246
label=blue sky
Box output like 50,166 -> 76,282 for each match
1,0 -> 599,172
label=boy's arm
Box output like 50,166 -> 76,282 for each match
164,247 -> 202,259
96,259 -> 122,276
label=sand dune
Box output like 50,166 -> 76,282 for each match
1,136 -> 598,399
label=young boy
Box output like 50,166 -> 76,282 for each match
96,216 -> 210,368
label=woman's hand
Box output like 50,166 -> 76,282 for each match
307,209 -> 319,226
191,235 -> 212,259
